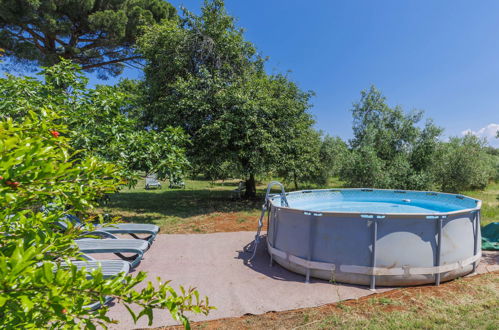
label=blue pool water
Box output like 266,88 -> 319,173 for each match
291,200 -> 459,213
273,189 -> 478,214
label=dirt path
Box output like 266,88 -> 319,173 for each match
167,212 -> 265,233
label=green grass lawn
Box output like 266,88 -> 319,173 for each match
464,181 -> 499,226
99,178 -> 263,233
100,178 -> 498,233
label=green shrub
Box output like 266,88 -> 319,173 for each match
0,60 -> 190,183
0,103 -> 211,328
434,135 -> 494,192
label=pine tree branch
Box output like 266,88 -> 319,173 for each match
80,56 -> 143,70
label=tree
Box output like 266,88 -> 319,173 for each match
138,0 -> 260,110
0,109 -> 212,328
0,0 -> 176,78
138,0 -> 314,197
434,134 -> 494,192
277,128 -> 323,190
342,86 -> 443,190
318,135 -> 349,185
0,60 -> 189,182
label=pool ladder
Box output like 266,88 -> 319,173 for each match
248,181 -> 289,261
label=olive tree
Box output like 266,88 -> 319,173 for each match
341,85 -> 443,190
434,134 -> 494,192
318,135 -> 349,185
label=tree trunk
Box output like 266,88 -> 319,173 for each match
293,172 -> 299,190
244,173 -> 257,198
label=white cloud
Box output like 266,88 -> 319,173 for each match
461,123 -> 499,148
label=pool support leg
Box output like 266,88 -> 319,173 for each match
370,219 -> 378,291
435,217 -> 443,286
305,213 -> 311,283
305,212 -> 319,283
270,208 -> 279,267
472,211 -> 480,273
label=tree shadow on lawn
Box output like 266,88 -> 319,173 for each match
207,181 -> 242,188
103,189 -> 262,224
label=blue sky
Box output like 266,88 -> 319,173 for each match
115,0 -> 499,146
7,0 -> 499,146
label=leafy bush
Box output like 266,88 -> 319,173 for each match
434,134 -> 494,192
0,60 -> 189,183
340,145 -> 386,188
0,93 -> 211,328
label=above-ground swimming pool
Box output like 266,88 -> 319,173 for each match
251,182 -> 482,289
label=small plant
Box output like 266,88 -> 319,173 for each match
369,297 -> 398,306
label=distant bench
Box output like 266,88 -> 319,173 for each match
231,181 -> 246,199
169,177 -> 185,189
145,174 -> 162,190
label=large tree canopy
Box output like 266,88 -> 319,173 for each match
0,0 -> 176,78
138,0 -> 314,196
138,0 -> 261,123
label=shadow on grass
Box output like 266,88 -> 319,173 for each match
104,189 -> 263,224
208,181 -> 242,188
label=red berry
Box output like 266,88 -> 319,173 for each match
0,176 -> 3,180
50,131 -> 60,138
6,181 -> 19,188
62,308 -> 67,314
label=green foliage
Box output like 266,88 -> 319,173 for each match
341,86 -> 443,190
138,0 -> 259,98
138,0 -> 314,196
0,60 -> 190,182
278,128 -> 323,189
434,134 -> 494,192
317,136 -> 349,185
118,128 -> 190,180
0,0 -> 176,78
0,110 -> 212,328
340,86 -> 496,192
484,147 -> 499,182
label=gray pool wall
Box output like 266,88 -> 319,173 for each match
266,189 -> 481,287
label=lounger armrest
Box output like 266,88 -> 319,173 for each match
82,230 -> 119,239
79,254 -> 97,261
